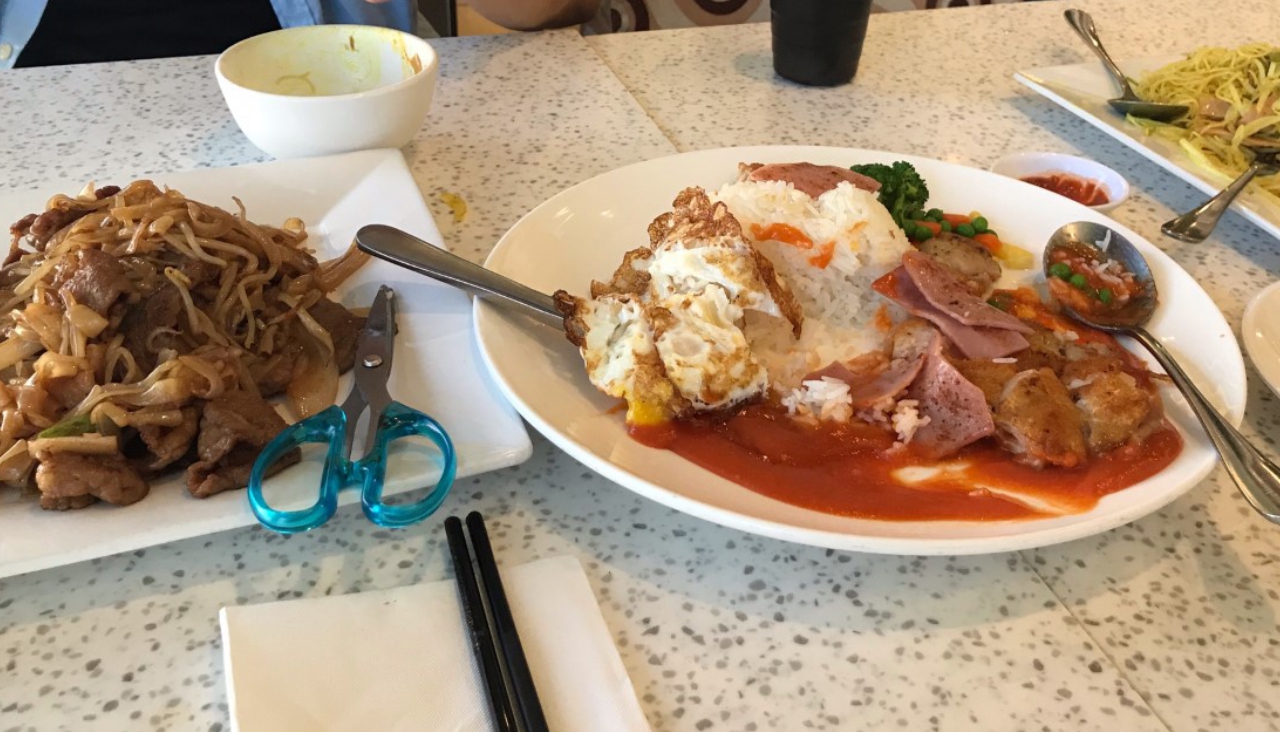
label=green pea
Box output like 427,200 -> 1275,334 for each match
939,220 -> 952,233
1048,262 -> 1072,279
915,225 -> 932,241
1098,288 -> 1113,303
1069,273 -> 1088,289
972,216 -> 989,233
956,223 -> 976,237
926,208 -> 944,222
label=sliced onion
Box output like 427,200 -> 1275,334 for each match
67,304 -> 109,338
287,326 -> 337,419
0,439 -> 33,483
33,352 -> 87,381
0,338 -> 45,372
28,434 -> 118,457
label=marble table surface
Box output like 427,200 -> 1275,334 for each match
3,1 -> 1280,730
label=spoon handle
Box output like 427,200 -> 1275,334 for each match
354,224 -> 563,321
1063,9 -> 1137,100
1160,161 -> 1266,243
1130,328 -> 1280,522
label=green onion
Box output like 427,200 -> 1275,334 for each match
1069,273 -> 1088,289
1098,288 -> 1113,303
1048,262 -> 1072,279
956,222 -> 976,237
972,216 -> 989,233
38,414 -> 94,439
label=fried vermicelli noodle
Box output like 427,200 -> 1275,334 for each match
1130,44 -> 1280,201
1,180 -> 368,509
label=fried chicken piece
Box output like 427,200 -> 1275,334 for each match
994,368 -> 1087,468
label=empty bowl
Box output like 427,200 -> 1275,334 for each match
215,25 -> 438,159
989,152 -> 1130,213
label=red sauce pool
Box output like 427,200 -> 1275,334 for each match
1021,172 -> 1110,207
638,403 -> 1182,521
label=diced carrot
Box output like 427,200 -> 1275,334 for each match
915,220 -> 941,235
941,213 -> 972,226
808,241 -> 836,269
973,232 -> 1002,253
873,303 -> 893,332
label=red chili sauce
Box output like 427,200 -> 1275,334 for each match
1021,172 -> 1110,207
631,403 -> 1181,521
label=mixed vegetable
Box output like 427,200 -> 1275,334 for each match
850,161 -> 1034,269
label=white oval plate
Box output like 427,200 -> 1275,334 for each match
475,146 -> 1246,555
1243,281 -> 1280,399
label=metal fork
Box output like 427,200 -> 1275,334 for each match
1162,148 -> 1280,243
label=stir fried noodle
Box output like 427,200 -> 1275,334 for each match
1,181 -> 367,507
1131,44 -> 1280,200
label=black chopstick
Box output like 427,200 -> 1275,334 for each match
446,512 -> 550,732
465,511 -> 551,732
445,516 -> 516,732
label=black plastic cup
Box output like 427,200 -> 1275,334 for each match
771,0 -> 873,87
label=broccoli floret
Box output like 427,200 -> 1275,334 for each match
850,161 -> 930,231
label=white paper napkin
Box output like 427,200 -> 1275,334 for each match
220,556 -> 651,732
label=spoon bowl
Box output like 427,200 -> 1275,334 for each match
1045,221 -> 1280,523
1063,9 -> 1188,123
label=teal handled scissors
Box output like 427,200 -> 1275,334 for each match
248,285 -> 456,534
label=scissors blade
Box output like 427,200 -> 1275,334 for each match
353,285 -> 397,457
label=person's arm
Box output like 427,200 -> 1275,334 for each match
463,0 -> 602,31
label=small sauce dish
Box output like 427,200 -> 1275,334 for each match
989,152 -> 1130,213
216,25 -> 438,159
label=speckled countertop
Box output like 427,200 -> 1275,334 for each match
2,2 -> 1280,730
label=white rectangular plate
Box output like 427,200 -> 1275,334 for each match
0,149 -> 531,579
1015,55 -> 1280,240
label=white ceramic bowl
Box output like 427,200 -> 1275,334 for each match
989,152 -> 1130,213
215,25 -> 438,159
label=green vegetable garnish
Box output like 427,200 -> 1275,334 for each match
939,220 -> 952,233
850,161 -> 930,232
1098,288 -> 1113,303
1048,262 -> 1072,279
955,222 -> 976,238
38,414 -> 94,439
987,297 -> 1008,311
1069,273 -> 1088,289
972,216 -> 988,233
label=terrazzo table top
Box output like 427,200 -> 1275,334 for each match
3,1 -> 1280,730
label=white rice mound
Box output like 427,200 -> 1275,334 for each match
713,179 -> 912,391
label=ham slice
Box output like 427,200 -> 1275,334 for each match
907,347 -> 996,460
901,251 -> 1032,333
876,269 -> 1029,359
747,163 -> 882,198
806,321 -> 937,407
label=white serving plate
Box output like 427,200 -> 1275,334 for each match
1243,280 -> 1280,400
1015,55 -> 1280,241
0,149 -> 531,578
475,145 -> 1246,555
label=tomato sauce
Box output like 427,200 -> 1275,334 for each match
645,403 -> 1182,521
1021,173 -> 1110,207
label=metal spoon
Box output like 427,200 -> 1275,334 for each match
1044,221 -> 1280,522
1161,148 -> 1280,243
353,223 -> 563,321
1063,9 -> 1188,122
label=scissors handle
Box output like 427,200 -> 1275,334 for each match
247,403 -> 457,534
360,401 -> 456,528
248,405 -> 350,534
